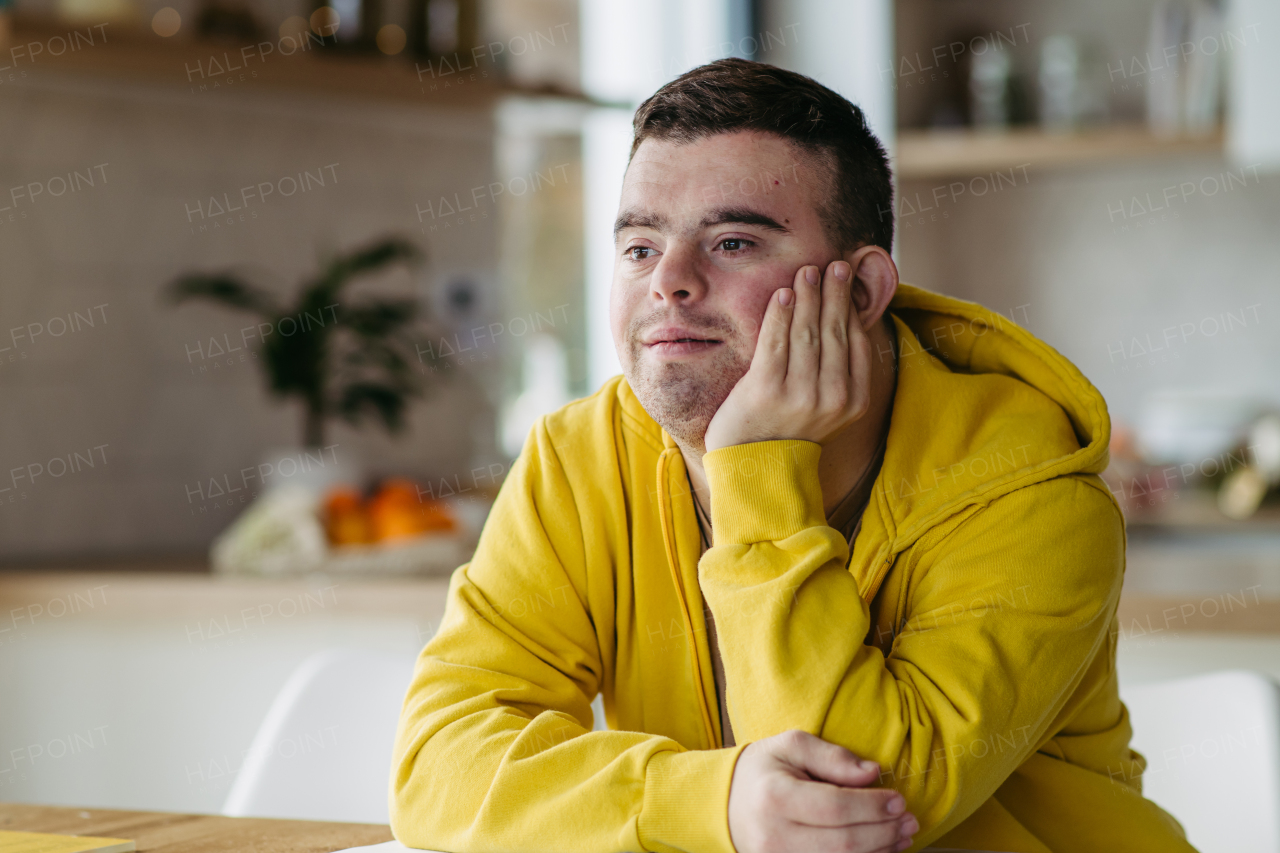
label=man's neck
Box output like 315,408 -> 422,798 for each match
680,318 -> 898,520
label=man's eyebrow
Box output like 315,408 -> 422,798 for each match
613,206 -> 792,239
613,209 -> 667,238
698,206 -> 791,234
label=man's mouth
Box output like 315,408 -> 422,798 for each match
648,339 -> 720,355
641,327 -> 723,356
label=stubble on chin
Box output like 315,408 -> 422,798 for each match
625,345 -> 750,454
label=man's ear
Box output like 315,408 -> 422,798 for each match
844,245 -> 898,331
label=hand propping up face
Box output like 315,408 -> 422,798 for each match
704,260 -> 871,453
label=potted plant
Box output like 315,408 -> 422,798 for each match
166,236 -> 427,447
169,237 -> 464,576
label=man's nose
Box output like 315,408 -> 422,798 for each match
649,245 -> 707,303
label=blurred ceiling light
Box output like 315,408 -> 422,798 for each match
56,0 -> 137,23
310,6 -> 340,37
426,0 -> 458,54
279,15 -> 309,41
328,0 -> 359,41
151,6 -> 181,36
377,24 -> 407,55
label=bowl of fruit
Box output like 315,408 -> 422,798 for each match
212,478 -> 486,577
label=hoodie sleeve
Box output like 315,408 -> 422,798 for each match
699,439 -> 1125,847
390,417 -> 744,853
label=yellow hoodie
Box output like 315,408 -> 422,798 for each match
391,284 -> 1198,853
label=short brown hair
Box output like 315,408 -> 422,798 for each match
630,58 -> 895,253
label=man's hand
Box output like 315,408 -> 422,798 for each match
728,730 -> 917,853
704,261 -> 870,453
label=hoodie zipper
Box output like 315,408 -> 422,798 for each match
656,448 -> 720,749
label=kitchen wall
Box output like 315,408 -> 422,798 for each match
895,155 -> 1280,432
0,72 -> 508,562
891,0 -> 1280,433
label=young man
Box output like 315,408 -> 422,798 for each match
391,59 -> 1196,853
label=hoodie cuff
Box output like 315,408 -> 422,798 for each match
639,745 -> 747,853
703,440 -> 826,544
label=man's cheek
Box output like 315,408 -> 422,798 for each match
730,285 -> 783,348
607,282 -> 633,351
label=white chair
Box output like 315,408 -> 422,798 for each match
223,650 -> 418,824
224,650 -> 609,825
1122,669 -> 1280,853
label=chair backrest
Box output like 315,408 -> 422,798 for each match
1122,669 -> 1280,853
223,650 -> 418,824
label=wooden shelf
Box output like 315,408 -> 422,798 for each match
895,125 -> 1224,180
9,16 -> 586,109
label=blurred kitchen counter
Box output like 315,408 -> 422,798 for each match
0,566 -> 446,814
1121,489 -> 1280,619
0,567 -> 450,620
1,557 -> 1276,635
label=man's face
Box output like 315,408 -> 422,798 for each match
610,130 -> 840,450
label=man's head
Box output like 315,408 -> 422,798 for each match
610,58 -> 897,451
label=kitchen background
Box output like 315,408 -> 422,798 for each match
1,0 -> 1278,848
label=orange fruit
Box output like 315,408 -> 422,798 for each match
369,478 -> 456,541
323,486 -> 373,545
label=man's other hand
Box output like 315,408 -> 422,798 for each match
728,730 -> 917,853
703,260 -> 870,453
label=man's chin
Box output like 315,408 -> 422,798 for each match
624,361 -> 742,453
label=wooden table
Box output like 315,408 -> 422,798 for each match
0,804 -> 393,852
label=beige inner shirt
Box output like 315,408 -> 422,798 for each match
690,440 -> 885,748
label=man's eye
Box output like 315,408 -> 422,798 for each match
626,247 -> 653,261
719,238 -> 752,252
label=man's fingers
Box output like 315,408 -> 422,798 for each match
752,286 -> 793,384
772,817 -> 909,853
772,730 -> 883,789
775,775 -> 908,827
787,265 -> 821,383
846,298 -> 872,421
818,260 -> 853,406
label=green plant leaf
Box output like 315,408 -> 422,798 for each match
166,274 -> 279,316
342,300 -> 418,337
167,236 -> 429,446
337,382 -> 410,432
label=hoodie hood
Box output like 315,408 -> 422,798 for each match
851,283 -> 1114,595
891,283 -> 1110,459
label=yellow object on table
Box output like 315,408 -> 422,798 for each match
0,831 -> 134,853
